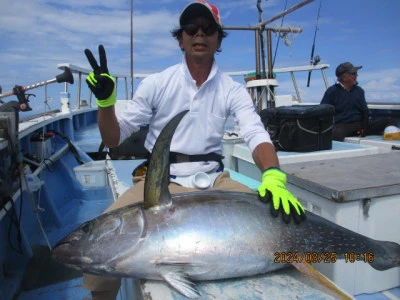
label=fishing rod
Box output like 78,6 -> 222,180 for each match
307,0 -> 322,87
0,67 -> 74,111
0,67 -> 74,99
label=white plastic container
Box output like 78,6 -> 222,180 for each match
275,94 -> 295,107
31,138 -> 52,159
21,165 -> 42,192
73,161 -> 108,187
222,131 -> 243,170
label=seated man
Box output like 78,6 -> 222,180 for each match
321,62 -> 399,141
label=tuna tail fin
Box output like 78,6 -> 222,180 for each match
369,240 -> 400,271
144,110 -> 189,209
292,261 -> 354,300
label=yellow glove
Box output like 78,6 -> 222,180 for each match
84,45 -> 116,107
258,168 -> 306,224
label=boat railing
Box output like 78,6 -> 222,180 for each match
59,63 -> 330,110
58,63 -> 400,115
57,63 -> 150,109
226,64 -> 330,106
0,67 -> 74,113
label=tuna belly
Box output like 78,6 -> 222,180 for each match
137,192 -> 291,281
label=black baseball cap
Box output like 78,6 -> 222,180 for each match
335,62 -> 362,77
180,0 -> 222,26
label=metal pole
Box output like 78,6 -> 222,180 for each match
266,29 -> 275,108
223,26 -> 301,33
260,32 -> 267,79
255,29 -> 263,113
77,72 -> 82,109
321,69 -> 329,89
257,0 -> 315,27
125,77 -> 128,99
266,30 -> 273,80
290,71 -> 302,102
130,0 -> 134,99
257,0 -> 266,78
269,27 -> 302,34
222,26 -> 257,31
255,29 -> 261,77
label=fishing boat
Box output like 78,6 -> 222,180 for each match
1,1 -> 399,299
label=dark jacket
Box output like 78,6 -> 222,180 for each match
321,83 -> 368,124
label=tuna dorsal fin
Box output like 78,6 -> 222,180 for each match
291,261 -> 353,300
144,110 -> 189,209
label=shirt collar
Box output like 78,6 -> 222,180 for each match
182,55 -> 219,83
336,81 -> 346,89
336,81 -> 358,91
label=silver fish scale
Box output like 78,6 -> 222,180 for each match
122,192 -> 289,280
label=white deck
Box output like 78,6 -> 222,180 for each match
345,135 -> 400,150
228,140 -> 392,182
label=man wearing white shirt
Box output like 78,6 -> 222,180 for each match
84,1 -> 305,299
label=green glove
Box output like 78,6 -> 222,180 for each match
84,45 -> 116,107
258,168 -> 306,224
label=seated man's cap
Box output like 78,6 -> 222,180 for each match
335,62 -> 362,77
180,0 -> 222,26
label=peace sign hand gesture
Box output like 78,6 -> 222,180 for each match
84,45 -> 116,107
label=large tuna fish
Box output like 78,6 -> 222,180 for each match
52,111 -> 400,299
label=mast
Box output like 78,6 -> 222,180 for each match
130,0 -> 134,100
224,0 -> 313,111
257,0 -> 267,78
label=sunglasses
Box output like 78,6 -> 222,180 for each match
182,23 -> 218,36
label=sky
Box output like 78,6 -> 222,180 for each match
0,0 -> 399,115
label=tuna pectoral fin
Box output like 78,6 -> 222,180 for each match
291,262 -> 353,300
158,263 -> 201,299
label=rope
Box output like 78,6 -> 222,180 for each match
19,164 -> 52,250
272,0 -> 289,67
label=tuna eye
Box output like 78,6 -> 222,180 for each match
80,223 -> 90,233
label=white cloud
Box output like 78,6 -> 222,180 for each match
364,77 -> 398,91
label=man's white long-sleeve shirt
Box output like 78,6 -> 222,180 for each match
118,57 -> 271,176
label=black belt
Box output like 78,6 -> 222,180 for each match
169,152 -> 224,165
132,152 -> 225,177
